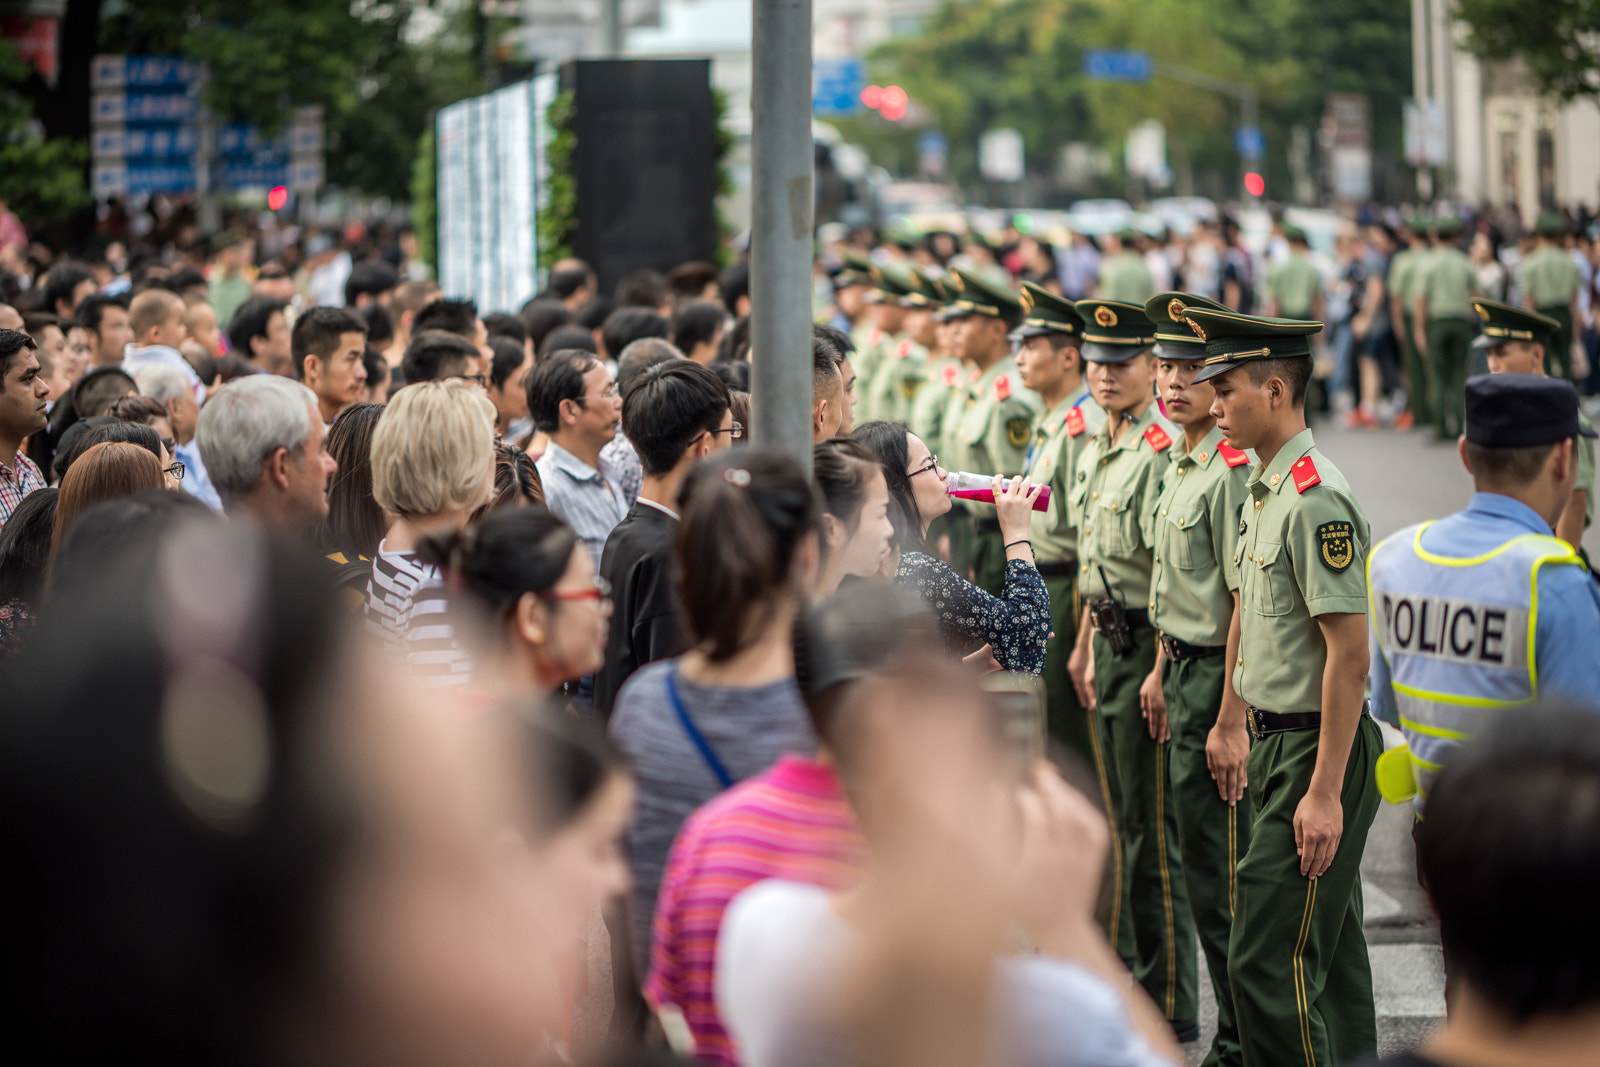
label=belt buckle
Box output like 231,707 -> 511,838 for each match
1246,706 -> 1265,740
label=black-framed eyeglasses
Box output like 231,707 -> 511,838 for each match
165,461 -> 186,483
709,421 -> 745,440
451,374 -> 487,387
908,454 -> 941,479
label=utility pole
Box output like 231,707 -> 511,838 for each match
749,0 -> 815,471
1152,61 -> 1260,200
601,0 -> 622,56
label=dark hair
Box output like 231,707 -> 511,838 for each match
538,324 -> 598,359
227,297 -> 288,353
71,365 -> 137,418
601,307 -> 669,361
667,261 -> 719,300
518,298 -> 572,351
74,292 -> 129,335
356,302 -> 394,348
575,295 -> 615,331
813,322 -> 855,359
360,347 -> 387,393
718,260 -> 749,314
813,437 -> 882,533
546,267 -> 591,301
187,346 -> 219,387
728,390 -> 750,445
423,504 -> 579,618
400,329 -> 478,384
0,326 -> 38,381
616,337 -> 681,396
1243,356 -> 1312,406
22,311 -> 64,341
671,300 -> 725,355
0,487 -> 58,607
41,261 -> 94,316
488,336 -> 528,392
615,268 -> 670,309
521,700 -> 628,836
164,267 -> 207,295
676,448 -> 820,662
812,331 -> 843,396
412,297 -> 479,339
526,349 -> 599,434
320,403 -> 387,560
472,443 -> 542,523
291,306 -> 366,378
343,260 -> 399,306
54,418 -> 163,481
483,312 -> 528,348
717,314 -> 750,363
852,419 -> 925,553
107,394 -> 169,427
1416,707 -> 1600,1020
624,360 -> 731,475
709,360 -> 750,393
47,490 -> 216,603
1465,441 -> 1558,487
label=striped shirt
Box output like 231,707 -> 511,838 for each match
536,440 -> 628,567
0,450 -> 46,531
646,755 -> 864,1066
364,540 -> 471,687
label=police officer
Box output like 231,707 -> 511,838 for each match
1474,298 -> 1595,549
1369,374 -> 1600,812
1065,297 -> 1198,1038
1520,213 -> 1583,382
943,268 -> 1041,596
1413,217 -> 1481,440
1142,292 -> 1253,1067
1181,305 -> 1383,1067
859,265 -> 931,425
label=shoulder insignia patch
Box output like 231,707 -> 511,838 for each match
1317,520 -> 1355,572
1006,416 -> 1031,449
942,363 -> 960,387
1218,442 -> 1251,468
1064,406 -> 1087,437
995,374 -> 1012,401
1143,424 -> 1172,452
1292,455 -> 1321,493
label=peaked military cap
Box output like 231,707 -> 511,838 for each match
1075,298 -> 1156,364
1010,281 -> 1086,341
1145,291 -> 1228,361
947,268 -> 1023,327
1179,307 -> 1323,385
1434,215 -> 1463,238
901,267 -> 943,309
866,262 -> 917,306
1465,373 -> 1596,447
1536,212 -> 1568,238
835,249 -> 876,290
1470,298 -> 1560,357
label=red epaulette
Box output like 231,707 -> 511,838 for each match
897,338 -> 913,358
1218,442 -> 1250,468
1064,407 -> 1086,437
1143,424 -> 1173,452
1292,455 -> 1321,493
994,374 -> 1012,401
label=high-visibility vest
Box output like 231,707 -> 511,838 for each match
1367,521 -> 1582,812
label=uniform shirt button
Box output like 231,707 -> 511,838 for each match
1092,492 -> 1099,499
1160,509 -> 1167,516
1254,499 -> 1263,509
1237,656 -> 1244,666
1148,602 -> 1155,611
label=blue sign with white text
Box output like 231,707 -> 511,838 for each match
1083,50 -> 1152,82
813,57 -> 866,117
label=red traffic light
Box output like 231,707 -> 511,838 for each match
268,185 -> 289,211
879,85 -> 907,121
1244,172 -> 1265,197
861,85 -> 883,109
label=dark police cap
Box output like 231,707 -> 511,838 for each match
947,268 -> 1023,327
1178,307 -> 1322,385
1465,373 -> 1596,448
1010,282 -> 1086,341
1075,298 -> 1156,364
1145,291 -> 1227,361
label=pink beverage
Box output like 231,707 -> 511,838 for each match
946,471 -> 1051,512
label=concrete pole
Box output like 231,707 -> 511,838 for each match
601,0 -> 622,56
749,0 -> 815,472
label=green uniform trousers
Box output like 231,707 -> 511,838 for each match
1398,310 -> 1434,425
1540,305 -> 1575,382
970,521 -> 1007,598
1228,714 -> 1383,1067
1045,576 -> 1134,958
1094,627 -> 1198,1023
1164,654 -> 1252,1067
1426,317 -> 1473,439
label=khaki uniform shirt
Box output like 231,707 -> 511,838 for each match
909,356 -> 961,453
850,323 -> 886,388
1580,410 -> 1595,528
1098,252 -> 1156,304
1388,247 -> 1422,310
1521,244 -> 1581,309
948,356 -> 1041,480
861,335 -> 927,425
1146,425 -> 1252,647
1024,382 -> 1107,564
1231,429 -> 1370,713
936,361 -> 979,464
1073,401 -> 1176,606
1266,253 -> 1322,319
1418,246 -> 1480,319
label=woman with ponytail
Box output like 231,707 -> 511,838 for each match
609,447 -> 822,974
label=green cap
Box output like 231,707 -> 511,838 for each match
1536,212 -> 1567,238
1435,215 -> 1463,238
865,262 -> 917,306
1075,298 -> 1156,363
1145,291 -> 1228,361
1179,308 -> 1323,385
835,249 -> 875,290
1282,223 -> 1309,245
1010,282 -> 1086,341
1471,297 -> 1560,354
900,267 -> 943,310
947,268 -> 1023,327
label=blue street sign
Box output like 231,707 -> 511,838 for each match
93,162 -> 198,196
1234,124 -> 1265,160
213,162 -> 291,189
1083,50 -> 1152,82
813,57 -> 866,117
92,90 -> 200,124
91,55 -> 201,90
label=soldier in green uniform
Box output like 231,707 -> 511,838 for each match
907,274 -> 962,448
942,268 -> 1042,596
1387,219 -> 1432,430
860,265 -> 931,425
1413,217 -> 1481,440
1182,305 -> 1384,1067
839,250 -> 886,388
1097,229 -> 1158,305
1264,226 -> 1324,321
1520,213 -> 1583,383
1142,292 -> 1254,1067
1065,297 -> 1198,1038
1474,297 -> 1595,548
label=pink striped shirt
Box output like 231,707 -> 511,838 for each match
645,754 -> 864,1066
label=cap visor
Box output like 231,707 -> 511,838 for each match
1081,342 -> 1150,364
1191,360 -> 1244,385
1154,340 -> 1208,362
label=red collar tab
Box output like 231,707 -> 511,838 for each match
1143,424 -> 1173,452
994,374 -> 1012,401
897,338 -> 913,358
1292,455 -> 1321,493
1218,443 -> 1251,468
942,363 -> 959,386
1064,407 -> 1086,437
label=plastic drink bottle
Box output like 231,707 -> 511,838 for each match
946,471 -> 1051,512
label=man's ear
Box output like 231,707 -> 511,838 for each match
813,396 -> 828,436
1457,435 -> 1472,477
264,446 -> 292,490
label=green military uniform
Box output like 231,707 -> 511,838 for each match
1388,225 -> 1433,426
859,265 -> 930,425
1143,292 -> 1254,1067
1520,215 -> 1582,382
945,269 -> 1041,596
1098,235 -> 1157,304
1072,297 -> 1197,1028
1265,232 -> 1321,319
1417,220 -> 1480,439
1185,308 -> 1383,1067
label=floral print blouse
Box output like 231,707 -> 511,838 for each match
894,553 -> 1051,674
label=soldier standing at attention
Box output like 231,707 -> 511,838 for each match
1097,229 -> 1158,305
943,269 -> 1041,595
1413,217 -> 1481,441
1066,298 -> 1198,1041
859,265 -> 930,426
1181,305 -> 1383,1067
838,250 -> 883,386
1387,219 -> 1432,431
1519,214 -> 1583,383
853,264 -> 912,424
1141,292 -> 1254,1067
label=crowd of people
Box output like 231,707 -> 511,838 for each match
2,202 -> 1600,1067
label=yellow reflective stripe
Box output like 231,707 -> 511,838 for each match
1407,751 -> 1443,772
1396,715 -> 1474,741
1408,526 -> 1571,568
1391,680 -> 1527,708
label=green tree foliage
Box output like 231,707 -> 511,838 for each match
537,91 -> 578,266
1456,0 -> 1600,101
0,40 -> 91,226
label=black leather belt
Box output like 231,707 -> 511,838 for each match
1246,700 -> 1370,740
1160,633 -> 1226,661
1122,608 -> 1150,631
1035,560 -> 1079,580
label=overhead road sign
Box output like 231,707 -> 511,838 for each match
1083,50 -> 1152,83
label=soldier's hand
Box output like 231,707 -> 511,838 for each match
1068,643 -> 1096,710
1205,718 -> 1250,805
1138,668 -> 1169,742
1293,789 -> 1344,879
